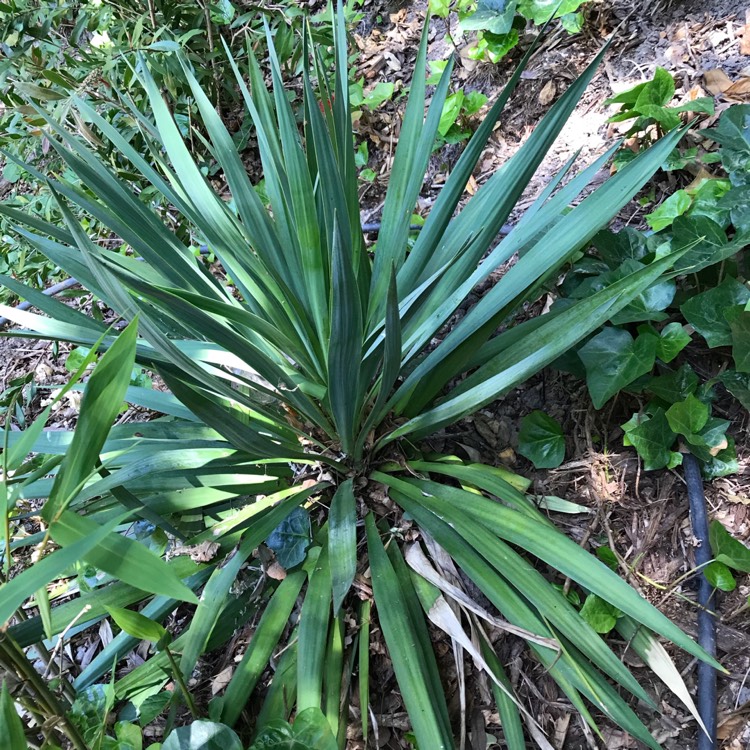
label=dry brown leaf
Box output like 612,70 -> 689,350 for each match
211,665 -> 233,695
538,80 -> 556,106
742,10 -> 750,55
703,68 -> 733,94
266,561 -> 287,580
726,77 -> 750,100
717,710 -> 750,740
465,174 -> 478,196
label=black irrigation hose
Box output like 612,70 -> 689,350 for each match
683,450 -> 717,750
0,221 -> 516,328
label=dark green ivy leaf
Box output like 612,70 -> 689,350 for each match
665,393 -> 709,436
163,721 -> 242,750
726,305 -> 750,372
517,410 -> 565,469
719,370 -> 750,410
249,708 -> 337,750
579,327 -> 657,408
266,506 -> 311,569
681,276 -> 750,348
655,322 -> 691,362
621,408 -> 679,471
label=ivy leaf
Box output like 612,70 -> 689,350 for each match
248,708 -> 337,750
635,67 -> 675,108
163,721 -> 242,750
700,436 -> 739,479
655,322 -> 691,362
592,227 -> 649,268
646,364 -> 699,404
517,411 -> 565,469
69,684 -> 115,746
438,91 -> 464,137
621,409 -> 679,471
595,546 -> 618,570
665,393 -> 709,436
428,0 -> 451,17
726,305 -> 750,372
579,327 -> 657,408
671,215 -> 733,274
719,370 -> 750,410
704,561 -> 736,592
579,594 -> 620,634
610,277 -> 675,324
709,520 -> 750,573
266,507 -> 311,569
645,189 -> 691,231
681,277 -> 750,348
711,103 -> 750,186
460,0 -> 517,35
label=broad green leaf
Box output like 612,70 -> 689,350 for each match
727,305 -> 750,372
105,605 -> 169,646
460,0 -> 517,35
671,215 -> 734,274
719,370 -> 750,410
579,594 -> 620,634
0,681 -> 26,750
249,707 -> 337,750
701,437 -> 739,479
266,507 -> 311,569
645,189 -> 691,231
329,479 -> 357,614
69,683 -> 114,747
579,326 -> 657,408
104,721 -> 143,750
705,561 -> 736,592
517,410 -> 565,468
655,322 -> 691,362
622,409 -> 679,471
710,520 -> 750,573
162,721 -> 241,750
681,277 -> 750,348
712,103 -> 750,185
647,364 -> 699,404
438,91 -> 464,136
665,393 -> 709,436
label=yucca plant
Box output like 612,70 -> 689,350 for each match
0,7 -> 721,749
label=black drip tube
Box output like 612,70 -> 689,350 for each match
683,450 -> 717,750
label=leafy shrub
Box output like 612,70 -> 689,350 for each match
0,9 -> 720,749
555,102 -> 749,477
430,0 -> 589,62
